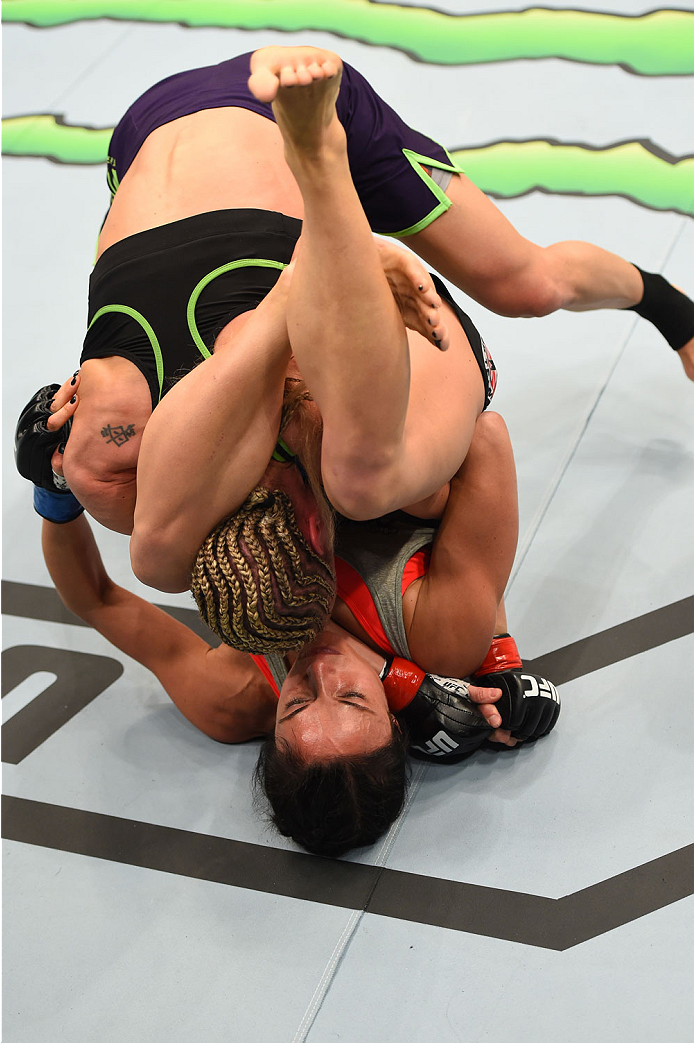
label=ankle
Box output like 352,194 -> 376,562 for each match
282,121 -> 347,171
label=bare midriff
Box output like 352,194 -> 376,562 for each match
97,107 -> 304,259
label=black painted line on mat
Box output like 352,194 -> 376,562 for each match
1,646 -> 123,763
555,844 -> 694,948
1,578 -> 220,643
1,795 -> 379,908
5,581 -> 694,684
4,796 -> 692,950
368,844 -> 694,950
524,595 -> 694,685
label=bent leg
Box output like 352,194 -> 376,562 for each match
408,172 -> 644,316
408,173 -> 694,379
252,47 -> 411,476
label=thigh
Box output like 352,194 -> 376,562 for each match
402,297 -> 486,496
318,296 -> 486,520
406,172 -> 550,313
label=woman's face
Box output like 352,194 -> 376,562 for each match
275,629 -> 394,761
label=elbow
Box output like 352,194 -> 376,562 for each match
61,579 -> 116,626
130,527 -> 191,593
206,720 -> 261,744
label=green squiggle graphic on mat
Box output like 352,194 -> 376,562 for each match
2,114 -> 111,163
4,115 -> 693,216
450,141 -> 694,217
3,1 -> 693,76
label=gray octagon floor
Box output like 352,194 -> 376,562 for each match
3,5 -> 693,1042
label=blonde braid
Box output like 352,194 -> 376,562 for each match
191,486 -> 335,653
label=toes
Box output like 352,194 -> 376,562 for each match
295,62 -> 313,87
431,321 -> 450,352
279,64 -> 300,89
248,67 -> 281,103
272,56 -> 339,93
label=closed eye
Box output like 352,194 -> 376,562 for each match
279,697 -> 311,722
279,691 -> 375,722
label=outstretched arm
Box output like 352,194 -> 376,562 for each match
43,513 -> 276,741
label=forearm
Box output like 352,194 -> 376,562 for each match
131,290 -> 292,591
444,418 -> 518,608
41,513 -> 113,620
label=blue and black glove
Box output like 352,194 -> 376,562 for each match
15,384 -> 83,523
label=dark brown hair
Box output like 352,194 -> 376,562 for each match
253,722 -> 410,857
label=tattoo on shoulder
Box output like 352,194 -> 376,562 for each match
101,422 -> 136,447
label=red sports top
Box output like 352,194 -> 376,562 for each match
250,548 -> 430,697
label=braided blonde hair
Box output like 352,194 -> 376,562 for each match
191,485 -> 336,654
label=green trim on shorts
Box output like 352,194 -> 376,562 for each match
87,304 -> 165,402
387,147 -> 463,238
186,258 -> 288,358
106,160 -> 119,199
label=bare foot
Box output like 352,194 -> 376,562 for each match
248,46 -> 344,159
677,334 -> 694,381
376,239 -> 450,350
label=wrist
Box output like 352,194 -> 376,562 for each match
381,656 -> 426,712
474,634 -> 522,675
33,486 -> 84,524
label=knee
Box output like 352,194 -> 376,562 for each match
130,525 -> 190,593
487,266 -> 566,318
513,274 -> 566,318
475,410 -> 508,441
471,247 -> 569,318
63,458 -> 137,536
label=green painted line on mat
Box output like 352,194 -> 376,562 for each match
3,115 -> 693,216
3,1 -> 693,76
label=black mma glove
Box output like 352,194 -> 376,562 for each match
382,657 -> 491,762
474,669 -> 560,742
15,384 -> 73,493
